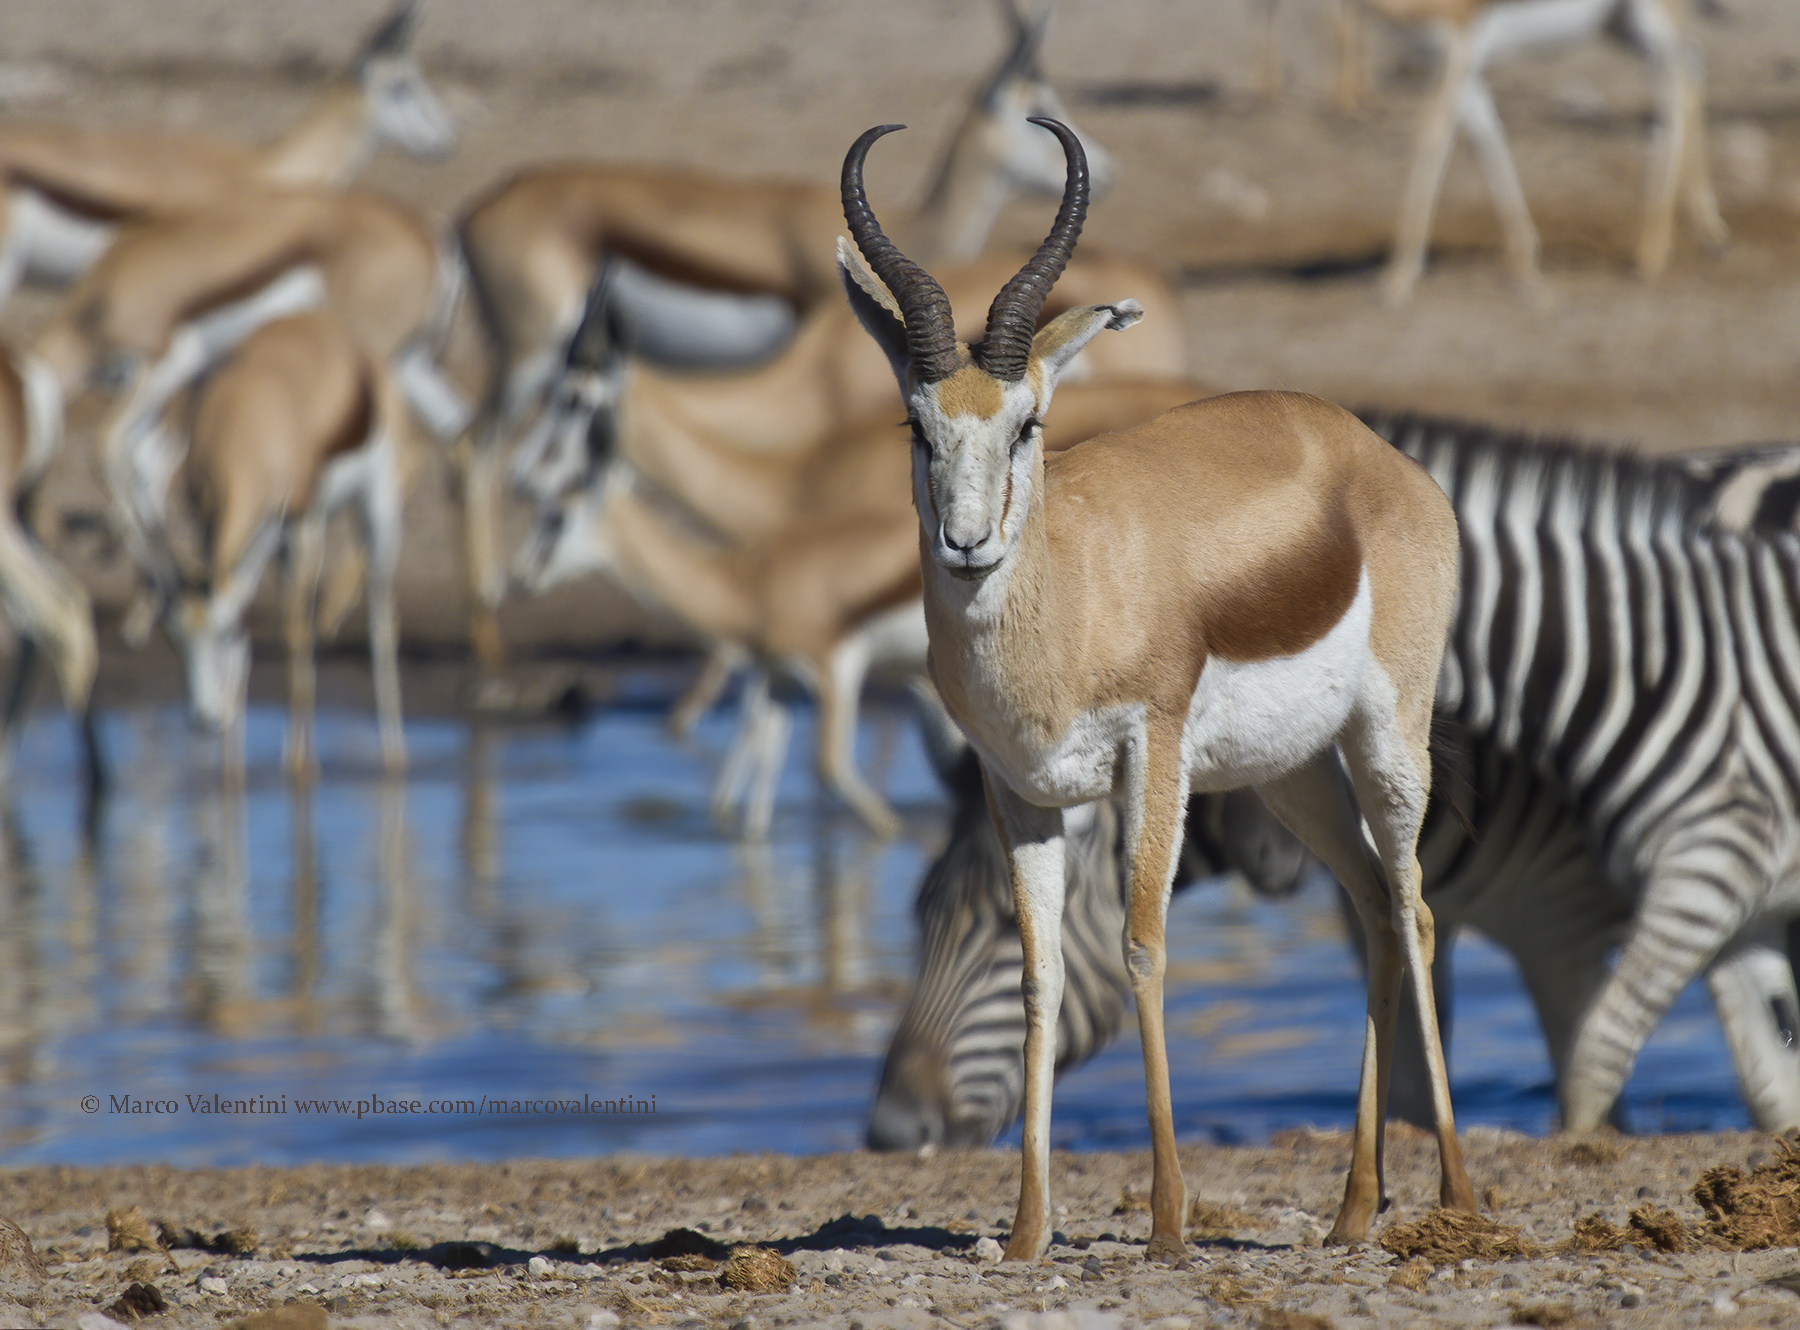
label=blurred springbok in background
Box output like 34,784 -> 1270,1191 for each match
0,0 -> 455,307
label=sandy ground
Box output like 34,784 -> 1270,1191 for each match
6,1132 -> 1800,1328
2,0 -> 1800,661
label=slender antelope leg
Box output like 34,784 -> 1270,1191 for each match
713,668 -> 771,827
366,437 -> 407,774
1671,26 -> 1727,252
668,643 -> 743,738
1706,936 -> 1800,1132
458,439 -> 507,672
283,514 -> 327,780
988,775 -> 1066,1262
1333,0 -> 1365,111
743,698 -> 790,842
1121,736 -> 1193,1264
1344,713 -> 1475,1214
1382,22 -> 1478,305
1631,0 -> 1689,278
815,636 -> 900,840
1257,750 -> 1403,1242
1456,76 -> 1541,290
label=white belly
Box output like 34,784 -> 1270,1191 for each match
7,187 -> 115,285
1183,569 -> 1372,791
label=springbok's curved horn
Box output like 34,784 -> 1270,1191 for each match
360,0 -> 419,63
972,116 -> 1088,382
841,124 -> 963,385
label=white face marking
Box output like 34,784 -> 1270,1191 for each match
1183,570 -> 1374,791
909,377 -> 1042,580
363,56 -> 457,160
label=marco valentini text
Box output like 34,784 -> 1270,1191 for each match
100,1094 -> 658,1119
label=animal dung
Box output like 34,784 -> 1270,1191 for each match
1692,1136 -> 1800,1249
1378,1209 -> 1537,1264
1385,1259 -> 1430,1293
0,1216 -> 44,1280
105,1207 -> 161,1254
109,1281 -> 169,1320
1187,1199 -> 1265,1241
660,1252 -> 718,1272
1567,1206 -> 1689,1254
718,1245 -> 797,1292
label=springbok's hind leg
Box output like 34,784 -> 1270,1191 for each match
1257,750 -> 1401,1242
282,514 -> 327,780
1343,708 -> 1476,1216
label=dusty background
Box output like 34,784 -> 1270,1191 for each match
4,0 -> 1800,659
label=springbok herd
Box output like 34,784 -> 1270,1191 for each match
0,0 -> 1790,1261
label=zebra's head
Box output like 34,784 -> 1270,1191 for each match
867,749 -> 1311,1150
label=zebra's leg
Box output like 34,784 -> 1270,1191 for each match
1560,840 -> 1761,1132
1705,933 -> 1800,1132
1258,751 -> 1400,1241
987,774 -> 1067,1262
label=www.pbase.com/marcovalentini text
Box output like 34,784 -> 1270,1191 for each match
105,1093 -> 657,1120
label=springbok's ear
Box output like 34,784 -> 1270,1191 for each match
1029,299 -> 1143,381
838,237 -> 911,390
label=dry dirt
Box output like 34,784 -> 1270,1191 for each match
8,1131 -> 1800,1329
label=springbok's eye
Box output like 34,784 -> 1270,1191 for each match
908,418 -> 932,456
1012,418 -> 1041,454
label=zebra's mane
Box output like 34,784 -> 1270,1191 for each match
1361,411 -> 1734,537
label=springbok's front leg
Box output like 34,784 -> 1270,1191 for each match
1121,736 -> 1193,1263
365,432 -> 407,774
988,777 -> 1066,1262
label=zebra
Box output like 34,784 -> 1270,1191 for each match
868,415 -> 1800,1148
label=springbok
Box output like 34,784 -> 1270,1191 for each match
1353,0 -> 1725,303
840,118 -> 1471,1257
152,311 -> 411,782
0,1 -> 455,306
511,271 -> 1207,836
0,343 -> 99,787
29,186 -> 456,638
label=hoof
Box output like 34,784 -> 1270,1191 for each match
1144,1232 -> 1188,1266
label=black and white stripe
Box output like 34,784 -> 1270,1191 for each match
1374,413 -> 1800,1131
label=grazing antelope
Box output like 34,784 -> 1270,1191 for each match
0,343 -> 100,787
150,311 -> 411,782
1355,0 -> 1725,303
0,1 -> 454,307
840,117 -> 1472,1257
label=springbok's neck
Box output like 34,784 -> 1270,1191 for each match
256,83 -> 372,188
909,135 -> 1014,265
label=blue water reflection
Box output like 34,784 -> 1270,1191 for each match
0,680 -> 1749,1166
